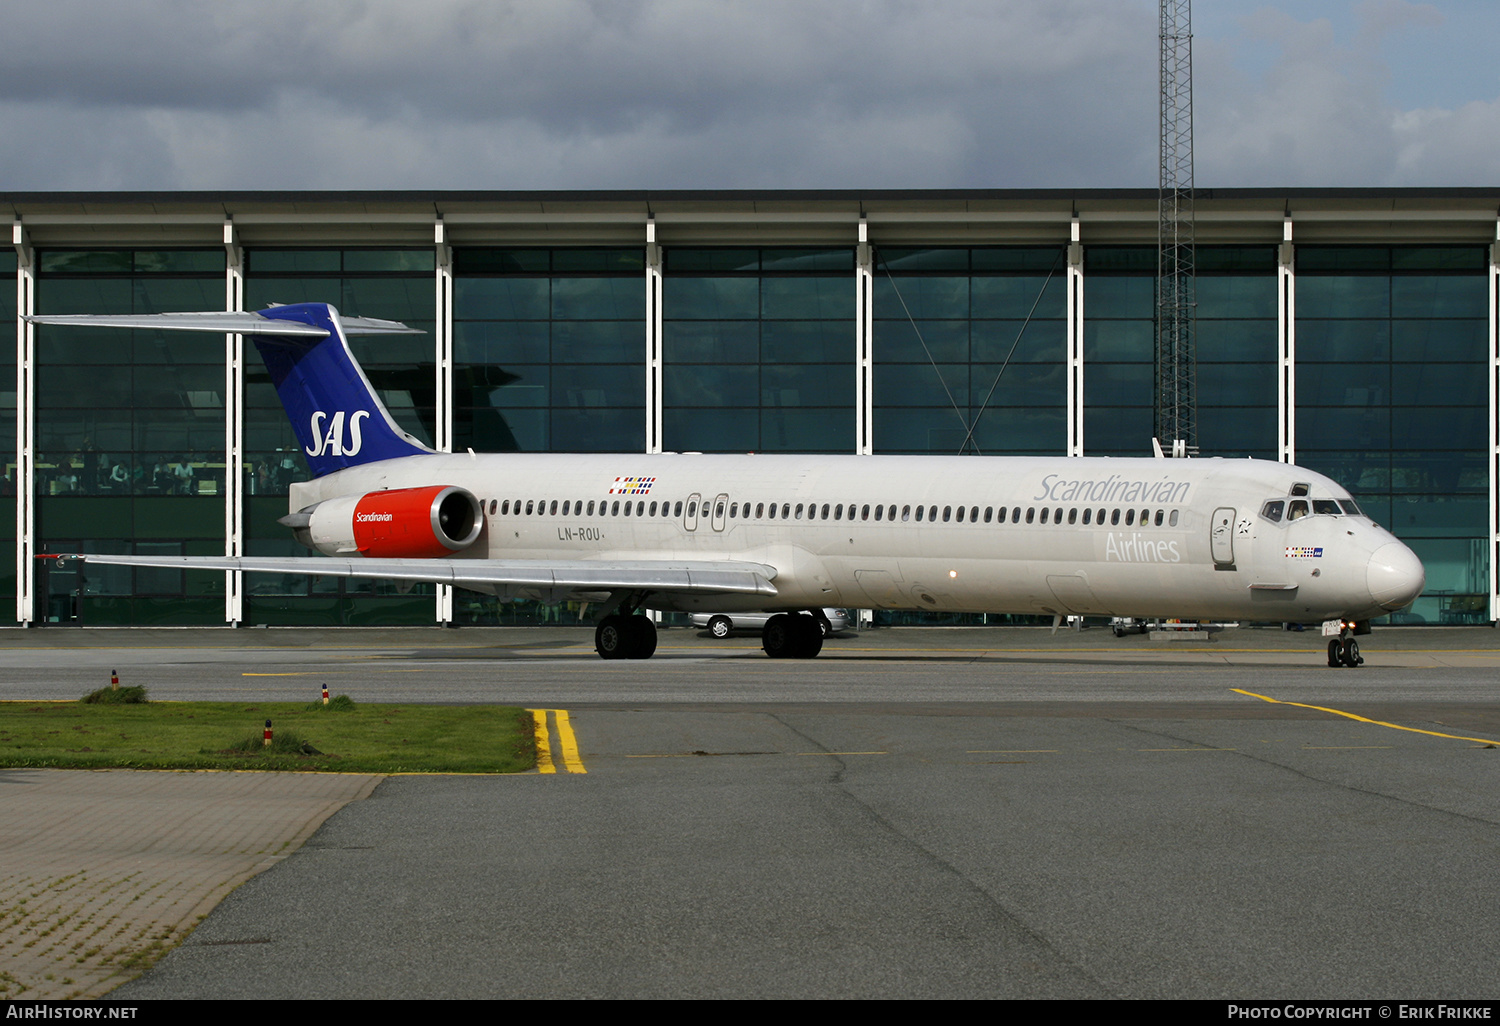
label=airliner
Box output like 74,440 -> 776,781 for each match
27,303 -> 1426,667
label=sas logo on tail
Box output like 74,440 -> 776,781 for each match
306,411 -> 370,457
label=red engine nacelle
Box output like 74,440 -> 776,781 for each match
288,485 -> 483,558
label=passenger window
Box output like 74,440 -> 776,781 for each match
931,506 -> 939,522
874,505 -> 883,522
624,502 -> 633,517
998,507 -> 1007,524
833,504 -> 842,520
821,504 -> 830,519
781,504 -> 790,519
984,507 -> 993,523
1261,500 -> 1284,523
561,500 -> 570,516
943,506 -> 952,522
1068,508 -> 1078,525
902,505 -> 911,521
756,503 -> 765,518
861,504 -> 870,520
525,500 -> 534,515
915,506 -> 925,522
1082,508 -> 1092,525
674,501 -> 683,517
611,501 -> 620,516
1125,509 -> 1135,526
1054,508 -> 1063,524
795,503 -> 804,519
1012,507 -> 1021,522
955,506 -> 965,523
1040,508 -> 1049,524
1026,507 -> 1035,524
501,500 -> 510,515
1154,510 -> 1164,526
1169,510 -> 1179,526
768,504 -> 777,520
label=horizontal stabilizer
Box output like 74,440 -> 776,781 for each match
23,311 -> 423,336
53,554 -> 780,598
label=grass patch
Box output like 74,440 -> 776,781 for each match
0,702 -> 536,774
80,685 -> 149,705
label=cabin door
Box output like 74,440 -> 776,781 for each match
1210,507 -> 1236,566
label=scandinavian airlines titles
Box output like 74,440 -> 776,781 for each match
1033,473 -> 1191,505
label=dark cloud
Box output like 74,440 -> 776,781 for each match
0,1 -> 1492,191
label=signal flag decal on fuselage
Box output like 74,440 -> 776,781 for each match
610,476 -> 656,495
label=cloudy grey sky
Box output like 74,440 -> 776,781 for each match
1,0 -> 1494,191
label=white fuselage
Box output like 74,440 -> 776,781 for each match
290,452 -> 1424,623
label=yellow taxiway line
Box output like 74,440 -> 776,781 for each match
1232,688 -> 1499,745
529,708 -> 587,774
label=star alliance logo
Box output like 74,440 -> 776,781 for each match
306,410 -> 370,457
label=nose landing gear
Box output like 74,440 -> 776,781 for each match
1326,623 -> 1364,668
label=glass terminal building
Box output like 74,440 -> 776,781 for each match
5,189 -> 1496,628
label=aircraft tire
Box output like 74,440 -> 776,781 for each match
627,615 -> 657,659
1341,638 -> 1360,668
1327,639 -> 1342,668
762,614 -> 796,658
595,615 -> 629,660
797,614 -> 824,658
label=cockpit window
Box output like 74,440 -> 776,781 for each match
1260,500 -> 1284,523
1287,499 -> 1310,520
1290,482 -> 1310,496
1338,499 -> 1363,516
1312,499 -> 1342,515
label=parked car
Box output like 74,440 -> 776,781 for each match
691,608 -> 851,639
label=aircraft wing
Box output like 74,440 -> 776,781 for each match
50,554 -> 778,599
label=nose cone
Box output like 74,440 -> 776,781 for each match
1367,542 -> 1425,611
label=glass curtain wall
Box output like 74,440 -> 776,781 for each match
241,249 -> 438,625
1082,246 -> 1277,457
450,247 -> 645,625
452,248 -> 645,454
1296,245 -> 1489,624
0,250 -> 16,614
662,248 -> 854,453
33,250 -> 226,624
1195,247 -> 1279,457
873,247 -> 1066,455
1081,247 -> 1154,454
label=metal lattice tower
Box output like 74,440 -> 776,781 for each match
1156,0 -> 1197,454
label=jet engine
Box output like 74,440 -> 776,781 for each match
281,485 -> 482,558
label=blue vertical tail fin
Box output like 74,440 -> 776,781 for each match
252,303 -> 433,477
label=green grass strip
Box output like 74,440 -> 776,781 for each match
0,700 -> 537,774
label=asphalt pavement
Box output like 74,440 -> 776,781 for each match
1,624 -> 1497,999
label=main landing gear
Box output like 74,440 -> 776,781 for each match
595,612 -> 657,660
1326,622 -> 1365,669
761,612 -> 824,659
